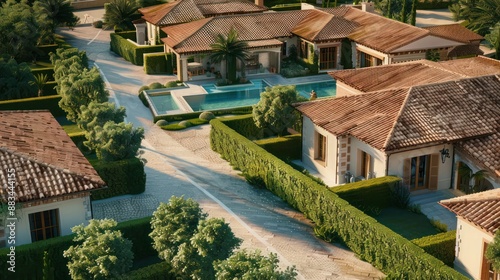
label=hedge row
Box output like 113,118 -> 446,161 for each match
110,32 -> 164,66
123,262 -> 175,280
0,95 -> 65,117
219,114 -> 263,139
412,230 -> 457,267
144,53 -> 175,74
209,117 -> 466,279
153,107 -> 252,123
89,157 -> 146,200
330,176 -> 397,210
37,44 -> 59,60
254,134 -> 302,161
0,217 -> 157,280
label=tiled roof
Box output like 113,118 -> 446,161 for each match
292,9 -> 357,42
139,0 -> 204,26
447,44 -> 484,58
295,89 -> 408,150
296,75 -> 500,160
139,0 -> 266,26
424,24 -> 484,44
330,62 -> 465,92
440,188 -> 500,234
342,7 -> 429,53
0,111 -> 105,203
162,11 -> 313,54
435,56 -> 500,77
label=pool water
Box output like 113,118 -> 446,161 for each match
295,81 -> 336,99
148,93 -> 179,113
202,80 -> 269,94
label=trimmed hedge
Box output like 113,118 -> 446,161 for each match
331,177 -> 398,210
42,81 -> 58,96
153,107 -> 253,123
210,117 -> 467,279
90,157 -> 146,200
412,230 -> 457,267
123,262 -> 175,280
0,95 -> 65,117
254,134 -> 302,160
117,30 -> 137,41
219,114 -> 263,140
0,217 -> 157,280
37,44 -> 59,60
144,53 -> 175,75
110,33 -> 164,66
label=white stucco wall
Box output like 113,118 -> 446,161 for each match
301,117 -> 339,186
454,218 -> 494,280
349,137 -> 387,180
14,196 -> 90,246
388,144 -> 454,190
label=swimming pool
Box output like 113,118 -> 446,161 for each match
295,81 -> 336,98
202,80 -> 269,94
148,92 -> 179,114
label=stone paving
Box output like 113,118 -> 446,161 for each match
59,9 -> 385,280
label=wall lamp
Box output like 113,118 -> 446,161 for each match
440,145 -> 450,163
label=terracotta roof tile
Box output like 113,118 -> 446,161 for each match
342,7 -> 429,53
435,56 -> 500,77
195,0 -> 267,16
447,44 -> 484,57
295,89 -> 408,150
440,188 -> 500,234
292,9 -> 358,42
0,111 -> 105,203
424,24 -> 484,44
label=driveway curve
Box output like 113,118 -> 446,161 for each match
57,11 -> 384,279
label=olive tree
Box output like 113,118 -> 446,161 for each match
252,85 -> 301,137
63,219 -> 133,280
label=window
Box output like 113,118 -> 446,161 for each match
359,52 -> 383,68
358,150 -> 371,179
315,132 -> 326,163
319,47 -> 337,70
403,154 -> 439,190
29,209 -> 60,242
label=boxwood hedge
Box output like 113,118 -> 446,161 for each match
412,230 -> 457,267
330,177 -> 397,209
210,117 -> 466,279
254,134 -> 302,160
110,32 -> 164,66
0,95 -> 65,117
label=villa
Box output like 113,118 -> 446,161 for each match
294,57 -> 500,192
0,111 -> 106,246
136,1 -> 484,81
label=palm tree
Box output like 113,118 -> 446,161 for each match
103,0 -> 139,31
485,23 -> 500,59
33,73 -> 48,97
209,28 -> 250,82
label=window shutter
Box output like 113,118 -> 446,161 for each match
429,154 -> 439,190
403,158 -> 411,186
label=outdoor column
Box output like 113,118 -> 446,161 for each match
177,57 -> 188,82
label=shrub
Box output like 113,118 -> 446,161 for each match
430,219 -> 449,233
390,182 -> 411,208
149,82 -> 165,89
31,67 -> 55,82
179,120 -> 192,127
199,111 -> 215,121
144,53 -> 167,74
153,107 -> 253,123
93,20 -> 104,28
138,87 -> 150,107
209,117 -> 467,279
156,119 -> 168,126
122,262 -> 175,280
0,95 -> 65,117
254,134 -> 302,161
165,80 -> 179,88
331,176 -> 399,210
412,231 -> 456,266
90,157 -> 146,200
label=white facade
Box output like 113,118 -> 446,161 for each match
13,196 -> 91,246
454,218 -> 494,280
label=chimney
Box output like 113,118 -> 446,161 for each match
255,0 -> 264,6
362,2 -> 375,13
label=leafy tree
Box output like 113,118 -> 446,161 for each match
450,0 -> 500,58
50,48 -> 89,69
215,249 -> 297,280
486,231 -> 500,272
172,218 -> 242,280
0,56 -> 37,101
376,0 -> 412,23
78,101 -> 126,131
209,28 -> 250,82
252,85 -> 301,137
0,0 -> 40,61
63,219 -> 133,280
34,0 -> 79,44
84,121 -> 144,161
150,196 -> 207,261
58,67 -> 109,122
103,0 -> 139,31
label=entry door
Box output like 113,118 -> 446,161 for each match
403,154 -> 439,191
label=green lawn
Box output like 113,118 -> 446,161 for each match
374,207 -> 439,240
